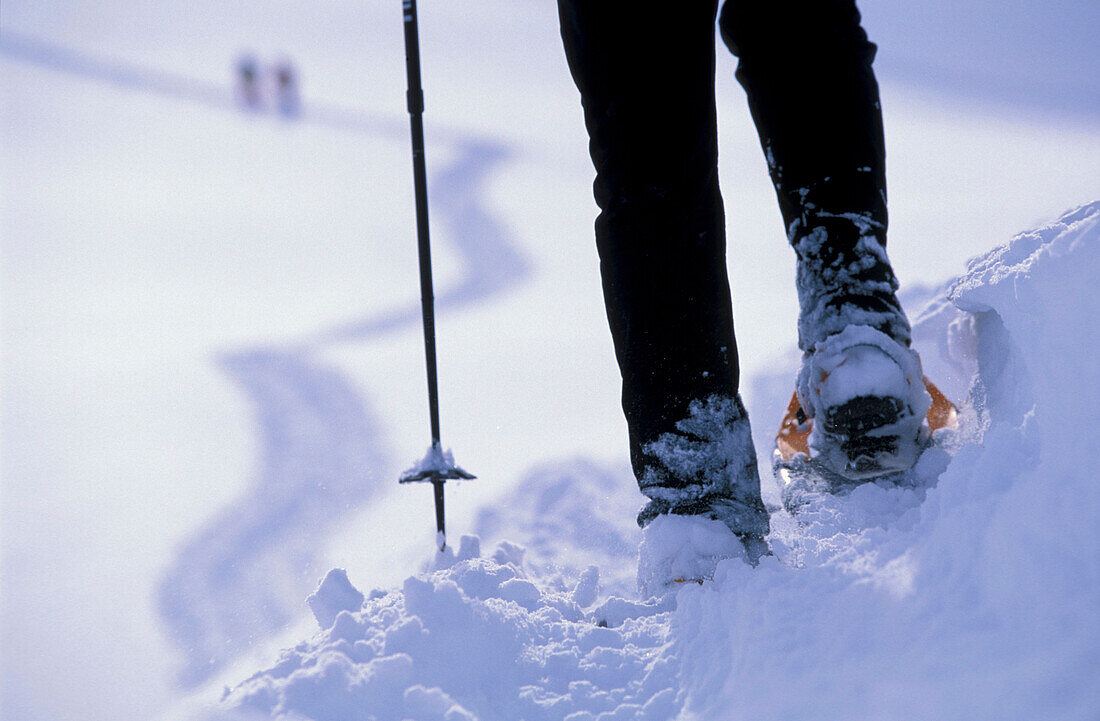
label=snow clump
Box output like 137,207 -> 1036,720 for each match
225,537 -> 679,721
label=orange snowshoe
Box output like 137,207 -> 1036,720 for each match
774,378 -> 957,506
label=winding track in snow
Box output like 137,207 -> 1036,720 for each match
160,132 -> 530,686
1,33 -> 532,687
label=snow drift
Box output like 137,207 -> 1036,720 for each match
220,203 -> 1099,720
676,202 -> 1100,720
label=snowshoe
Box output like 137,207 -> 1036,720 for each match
775,326 -> 957,511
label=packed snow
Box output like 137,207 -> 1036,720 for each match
215,204 -> 1099,720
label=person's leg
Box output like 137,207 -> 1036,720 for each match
719,0 -> 910,352
558,0 -> 768,543
720,0 -> 929,480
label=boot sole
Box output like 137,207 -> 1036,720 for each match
819,394 -> 920,479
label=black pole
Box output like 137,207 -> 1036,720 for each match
431,479 -> 445,545
402,0 -> 443,449
401,0 -> 459,550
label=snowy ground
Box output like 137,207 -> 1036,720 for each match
224,204 -> 1100,720
2,1 -> 1098,720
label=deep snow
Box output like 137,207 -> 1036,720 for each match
218,205 -> 1099,720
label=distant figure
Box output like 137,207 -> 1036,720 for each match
235,54 -> 263,111
273,59 -> 301,118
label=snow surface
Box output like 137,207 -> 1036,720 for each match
3,2 -> 1099,720
217,204 -> 1100,720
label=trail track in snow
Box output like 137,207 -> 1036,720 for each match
1,32 -> 534,687
158,130 -> 529,685
158,351 -> 389,687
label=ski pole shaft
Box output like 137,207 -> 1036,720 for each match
433,479 -> 446,540
403,0 -> 449,550
402,0 -> 443,447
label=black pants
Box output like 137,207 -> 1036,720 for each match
559,0 -> 904,502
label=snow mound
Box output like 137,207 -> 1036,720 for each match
223,203 -> 1099,720
307,569 -> 365,631
678,202 -> 1100,720
473,459 -> 642,599
226,537 -> 679,721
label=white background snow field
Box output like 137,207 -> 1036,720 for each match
2,1 -> 1098,720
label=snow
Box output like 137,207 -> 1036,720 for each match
796,324 -> 928,418
636,514 -> 749,598
228,538 -> 681,721
216,204 -> 1099,720
2,1 -> 1099,720
307,569 -> 365,630
689,204 -> 1100,719
399,444 -> 473,485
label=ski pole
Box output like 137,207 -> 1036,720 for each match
398,0 -> 474,552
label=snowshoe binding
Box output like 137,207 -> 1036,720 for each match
774,326 -> 957,511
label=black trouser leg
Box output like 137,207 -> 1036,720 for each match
559,0 -> 767,538
720,0 -> 910,350
559,0 -> 735,467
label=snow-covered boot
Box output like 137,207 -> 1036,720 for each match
795,325 -> 932,479
793,215 -> 911,352
633,395 -> 770,596
635,396 -> 769,532
780,204 -> 932,481
637,511 -> 765,598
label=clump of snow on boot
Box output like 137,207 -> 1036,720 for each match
636,513 -> 749,598
796,326 -> 928,422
